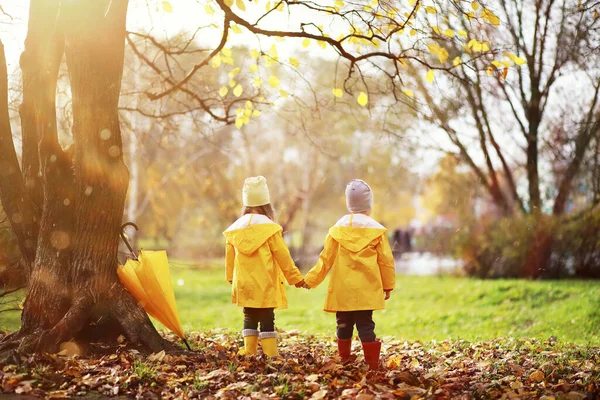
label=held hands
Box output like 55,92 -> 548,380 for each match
384,290 -> 392,300
295,279 -> 310,289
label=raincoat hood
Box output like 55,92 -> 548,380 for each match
223,214 -> 282,255
329,214 -> 386,253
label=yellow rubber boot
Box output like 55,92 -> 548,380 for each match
259,332 -> 278,357
239,329 -> 259,356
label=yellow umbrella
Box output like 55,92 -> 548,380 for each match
117,223 -> 191,350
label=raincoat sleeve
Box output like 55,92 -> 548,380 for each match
268,232 -> 304,285
225,241 -> 235,282
304,235 -> 338,289
376,235 -> 396,291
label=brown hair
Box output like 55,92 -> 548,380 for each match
242,204 -> 275,221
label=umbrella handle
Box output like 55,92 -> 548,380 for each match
182,337 -> 192,351
120,222 -> 139,259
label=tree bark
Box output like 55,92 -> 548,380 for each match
0,41 -> 37,277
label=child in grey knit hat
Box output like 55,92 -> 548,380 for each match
303,179 -> 396,370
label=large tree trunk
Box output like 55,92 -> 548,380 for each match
0,0 -> 172,358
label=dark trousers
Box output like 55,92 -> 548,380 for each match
243,308 -> 275,332
336,310 -> 376,342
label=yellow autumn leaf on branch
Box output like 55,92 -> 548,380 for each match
335,0 -> 345,7
228,67 -> 241,78
318,41 -> 327,49
235,118 -> 244,129
471,1 -> 480,11
253,77 -> 262,87
482,8 -> 501,26
268,75 -> 280,88
161,1 -> 173,12
229,79 -> 236,88
444,29 -> 454,38
219,87 -> 228,97
250,49 -> 259,59
453,56 -> 462,66
236,0 -> 246,11
265,1 -> 271,12
427,42 -> 449,63
402,88 -> 414,97
269,44 -> 278,60
505,52 -> 527,65
211,55 -> 221,68
205,5 -> 214,15
332,88 -> 343,98
233,84 -> 243,97
302,38 -> 311,48
457,30 -> 467,37
280,90 -> 289,98
249,64 -> 258,73
357,92 -> 368,106
231,24 -> 242,34
426,69 -> 435,83
289,57 -> 300,68
425,6 -> 437,14
410,29 -> 417,36
225,0 -> 234,7
277,2 -> 284,11
252,109 -> 261,117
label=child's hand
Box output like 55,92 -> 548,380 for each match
384,290 -> 392,300
295,280 -> 310,289
228,280 -> 232,285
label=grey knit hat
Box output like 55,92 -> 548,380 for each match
345,179 -> 373,213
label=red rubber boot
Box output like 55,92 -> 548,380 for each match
337,338 -> 352,362
361,341 -> 382,371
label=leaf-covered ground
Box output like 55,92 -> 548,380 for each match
1,331 -> 598,399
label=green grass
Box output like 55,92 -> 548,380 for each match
1,265 -> 599,345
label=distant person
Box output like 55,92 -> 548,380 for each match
223,176 -> 306,357
302,179 -> 396,370
402,230 -> 413,253
392,228 -> 403,255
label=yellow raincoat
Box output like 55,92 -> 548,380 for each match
223,214 -> 304,309
304,214 -> 396,312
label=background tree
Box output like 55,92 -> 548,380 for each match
382,0 -> 599,277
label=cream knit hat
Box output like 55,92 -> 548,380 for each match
345,179 -> 373,213
242,176 -> 271,207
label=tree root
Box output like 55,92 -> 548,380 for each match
0,287 -> 182,362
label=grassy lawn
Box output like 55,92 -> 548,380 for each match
1,265 -> 599,345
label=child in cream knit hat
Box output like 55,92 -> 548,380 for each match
303,179 -> 395,370
223,176 -> 305,358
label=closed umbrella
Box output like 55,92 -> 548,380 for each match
117,223 -> 191,350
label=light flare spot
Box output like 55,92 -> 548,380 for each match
63,198 -> 71,206
58,341 -> 82,357
51,230 -> 71,250
177,279 -> 185,286
108,146 -> 121,158
100,129 -> 112,141
49,154 -> 57,163
11,213 -> 23,224
84,186 -> 93,196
